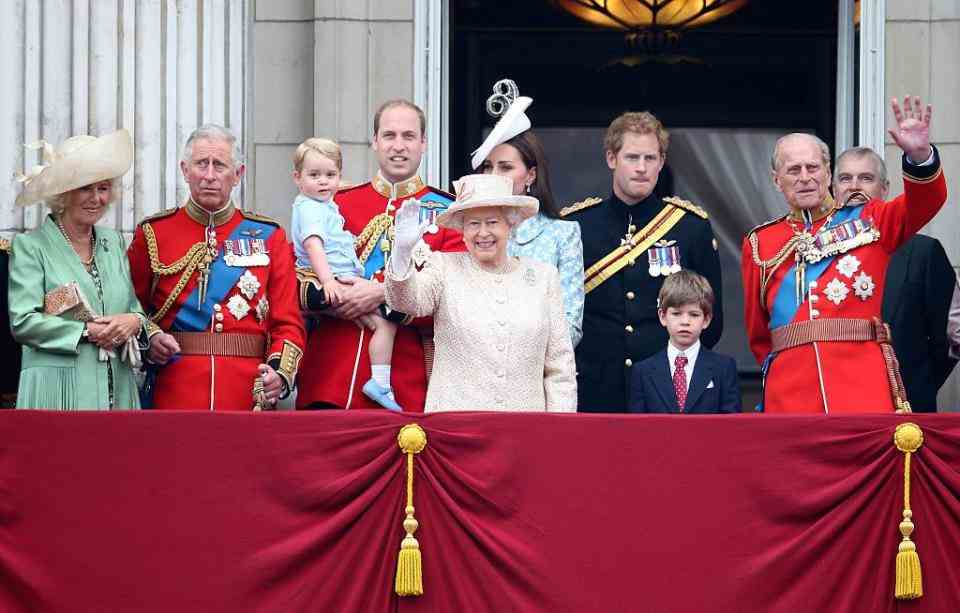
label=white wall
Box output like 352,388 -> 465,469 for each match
0,0 -> 249,240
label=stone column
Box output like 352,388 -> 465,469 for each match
0,0 -> 249,240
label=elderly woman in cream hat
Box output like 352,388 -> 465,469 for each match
9,129 -> 167,409
385,173 -> 576,412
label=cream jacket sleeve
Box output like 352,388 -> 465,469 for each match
384,250 -> 446,318
542,266 -> 577,412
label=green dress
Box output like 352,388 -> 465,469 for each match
9,215 -> 145,410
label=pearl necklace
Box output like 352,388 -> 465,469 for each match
56,216 -> 96,267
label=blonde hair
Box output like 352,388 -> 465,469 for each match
658,270 -> 714,317
604,111 -> 670,157
47,178 -> 121,213
293,138 -> 342,172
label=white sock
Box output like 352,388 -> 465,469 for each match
371,364 -> 392,389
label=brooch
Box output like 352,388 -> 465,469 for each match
411,239 -> 432,268
237,270 -> 262,300
227,294 -> 251,320
523,267 -> 536,286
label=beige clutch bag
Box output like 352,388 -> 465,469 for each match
43,282 -> 96,322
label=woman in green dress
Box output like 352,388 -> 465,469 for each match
10,129 -> 151,409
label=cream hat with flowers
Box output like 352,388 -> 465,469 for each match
436,174 -> 538,230
15,128 -> 133,206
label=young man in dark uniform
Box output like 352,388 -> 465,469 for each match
563,111 -> 723,412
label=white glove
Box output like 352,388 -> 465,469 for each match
389,199 -> 429,276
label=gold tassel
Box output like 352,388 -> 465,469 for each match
395,424 -> 427,597
893,423 -> 924,600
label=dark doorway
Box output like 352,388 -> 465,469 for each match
451,0 -> 839,185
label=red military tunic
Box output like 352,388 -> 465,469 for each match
742,150 -> 947,413
296,173 -> 465,411
128,200 -> 305,411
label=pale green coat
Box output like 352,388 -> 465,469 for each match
9,215 -> 145,409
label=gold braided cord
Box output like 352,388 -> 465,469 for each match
143,223 -> 207,275
356,213 -> 393,266
406,451 -> 415,511
142,222 -> 207,323
903,451 -> 912,511
749,231 -> 802,308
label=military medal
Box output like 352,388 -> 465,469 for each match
224,238 -> 270,267
237,270 -> 261,300
667,245 -> 681,274
852,271 -> 876,300
647,246 -> 661,277
227,294 -> 251,320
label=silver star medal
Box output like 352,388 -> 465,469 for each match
852,272 -> 876,300
237,270 -> 261,300
227,294 -> 251,320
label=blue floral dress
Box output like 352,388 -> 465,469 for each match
509,213 -> 584,346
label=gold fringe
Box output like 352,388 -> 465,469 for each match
395,424 -> 427,597
893,423 -> 924,600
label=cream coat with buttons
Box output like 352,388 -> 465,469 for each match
385,251 -> 576,412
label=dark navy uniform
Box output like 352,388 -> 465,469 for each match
0,239 -> 22,407
563,192 -> 723,412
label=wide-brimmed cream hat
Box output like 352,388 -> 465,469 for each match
436,174 -> 538,230
15,128 -> 133,206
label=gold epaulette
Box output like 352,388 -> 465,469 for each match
239,209 -> 281,227
0,237 -> 10,252
664,196 -> 708,219
338,181 -> 366,193
138,207 -> 177,225
746,213 -> 789,239
559,196 -> 603,217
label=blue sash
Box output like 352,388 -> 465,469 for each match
172,218 -> 276,332
768,205 -> 863,329
363,190 -> 453,278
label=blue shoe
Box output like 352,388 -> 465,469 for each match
363,379 -> 403,412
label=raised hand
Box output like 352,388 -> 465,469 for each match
393,199 -> 428,254
888,96 -> 933,163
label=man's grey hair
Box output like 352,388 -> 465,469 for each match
181,124 -> 244,166
835,147 -> 888,185
771,133 -> 831,173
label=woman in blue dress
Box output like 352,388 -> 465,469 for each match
472,88 -> 585,346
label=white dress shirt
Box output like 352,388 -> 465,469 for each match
667,340 -> 701,393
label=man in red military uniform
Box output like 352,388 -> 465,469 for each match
128,125 -> 305,411
742,96 -> 947,413
296,99 -> 463,410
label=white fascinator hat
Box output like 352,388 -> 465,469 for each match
470,79 -> 533,171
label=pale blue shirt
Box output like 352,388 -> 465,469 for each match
508,213 -> 585,346
291,193 -> 364,278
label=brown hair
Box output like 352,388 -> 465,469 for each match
373,99 -> 426,137
658,270 -> 714,317
498,131 -> 559,219
604,111 -> 670,157
293,137 -> 342,172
